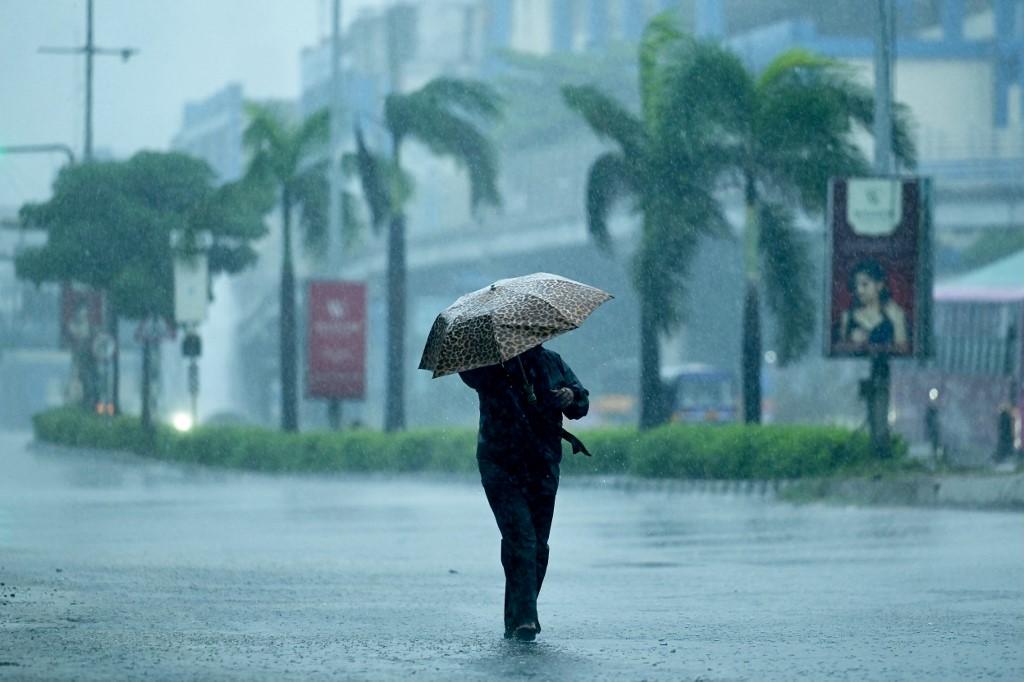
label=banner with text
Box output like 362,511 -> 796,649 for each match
306,280 -> 367,399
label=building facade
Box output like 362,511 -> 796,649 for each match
175,0 -> 1024,435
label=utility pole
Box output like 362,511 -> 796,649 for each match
328,0 -> 345,271
327,0 -> 345,429
873,0 -> 895,177
40,0 -> 138,415
868,0 -> 896,457
383,5 -> 408,432
39,0 -> 138,161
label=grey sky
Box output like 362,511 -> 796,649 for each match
0,0 -> 384,210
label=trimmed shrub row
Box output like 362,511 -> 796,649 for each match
32,407 -> 908,480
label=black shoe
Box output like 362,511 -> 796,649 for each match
513,623 -> 538,642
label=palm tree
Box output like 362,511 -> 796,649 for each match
562,16 -> 737,429
353,77 -> 502,432
707,49 -> 917,423
243,104 -> 330,432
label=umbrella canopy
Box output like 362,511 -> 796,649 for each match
419,273 -> 613,378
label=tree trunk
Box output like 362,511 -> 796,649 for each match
384,210 -> 407,433
741,280 -> 762,424
741,178 -> 763,424
110,308 -> 120,415
280,190 -> 299,432
327,399 -> 342,431
868,355 -> 891,457
78,346 -> 99,412
140,336 -> 153,438
384,134 -> 407,433
639,292 -> 663,430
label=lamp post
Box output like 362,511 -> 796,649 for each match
867,0 -> 897,457
173,231 -> 211,426
38,0 -> 138,162
327,0 -> 347,429
0,144 -> 76,166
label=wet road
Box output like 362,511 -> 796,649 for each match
1,431 -> 1022,681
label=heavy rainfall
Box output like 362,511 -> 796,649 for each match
0,1 -> 1022,680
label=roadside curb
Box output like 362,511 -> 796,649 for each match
28,437 -> 1023,511
780,473 -> 1024,511
564,473 -> 1024,512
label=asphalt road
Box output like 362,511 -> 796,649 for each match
1,431 -> 1022,681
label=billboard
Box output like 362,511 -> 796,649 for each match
306,280 -> 367,400
825,177 -> 933,359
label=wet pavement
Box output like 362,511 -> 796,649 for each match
1,430 -> 1022,681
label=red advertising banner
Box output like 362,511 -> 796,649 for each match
306,280 -> 367,399
826,177 -> 933,359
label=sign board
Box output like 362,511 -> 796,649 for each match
825,177 -> 933,358
306,280 -> 367,399
174,254 -> 208,325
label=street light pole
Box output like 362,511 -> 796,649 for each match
0,144 -> 76,166
873,0 -> 894,177
327,0 -> 345,429
328,0 -> 345,271
868,0 -> 896,457
86,0 -> 93,159
39,0 -> 139,162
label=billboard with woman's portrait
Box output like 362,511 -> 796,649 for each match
826,177 -> 933,358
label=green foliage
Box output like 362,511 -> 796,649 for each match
492,47 -> 638,149
559,428 -> 641,475
561,84 -> 645,155
562,38 -> 736,329
350,128 -> 414,232
243,104 -> 332,258
15,152 -> 267,321
33,408 -> 908,481
758,202 -> 816,364
33,407 -> 155,453
355,76 -> 504,222
629,424 -> 906,479
351,77 -> 504,433
741,47 -> 916,364
563,19 -> 741,427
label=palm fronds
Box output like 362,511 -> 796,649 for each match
758,202 -> 816,365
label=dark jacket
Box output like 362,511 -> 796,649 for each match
459,345 -> 589,464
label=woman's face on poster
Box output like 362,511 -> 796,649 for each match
854,272 -> 883,306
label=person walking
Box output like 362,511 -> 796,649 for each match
417,273 -> 611,641
459,344 -> 589,641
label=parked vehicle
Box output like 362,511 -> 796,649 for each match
662,364 -> 737,424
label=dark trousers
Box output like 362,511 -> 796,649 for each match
478,455 -> 559,636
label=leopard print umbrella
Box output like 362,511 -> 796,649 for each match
419,272 -> 613,378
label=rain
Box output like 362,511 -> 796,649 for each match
1,1 -> 1022,679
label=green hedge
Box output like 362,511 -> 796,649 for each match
32,407 -> 909,480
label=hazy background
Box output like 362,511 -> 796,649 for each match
0,0 -> 392,207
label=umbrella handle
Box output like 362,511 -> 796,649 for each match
516,356 -> 537,405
